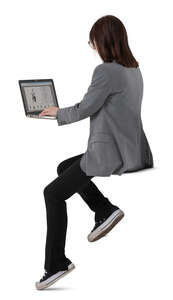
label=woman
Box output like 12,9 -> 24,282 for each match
35,15 -> 154,290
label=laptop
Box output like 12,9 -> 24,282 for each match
19,79 -> 59,119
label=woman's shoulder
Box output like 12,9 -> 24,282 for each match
93,62 -> 119,79
95,61 -> 124,74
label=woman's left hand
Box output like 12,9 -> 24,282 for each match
39,106 -> 59,117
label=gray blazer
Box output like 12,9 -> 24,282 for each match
56,60 -> 154,177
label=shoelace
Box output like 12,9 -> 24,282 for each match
92,217 -> 106,231
40,270 -> 48,281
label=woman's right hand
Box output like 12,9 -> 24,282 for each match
39,106 -> 59,117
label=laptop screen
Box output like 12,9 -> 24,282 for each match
19,80 -> 58,113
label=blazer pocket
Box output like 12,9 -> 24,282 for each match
87,132 -> 122,175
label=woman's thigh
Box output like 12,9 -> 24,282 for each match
44,157 -> 93,202
57,153 -> 84,175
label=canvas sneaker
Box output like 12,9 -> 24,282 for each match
87,207 -> 124,242
35,262 -> 75,290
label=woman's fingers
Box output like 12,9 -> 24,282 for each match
39,111 -> 46,116
40,109 -> 49,115
39,106 -> 58,116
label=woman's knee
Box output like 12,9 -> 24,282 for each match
43,184 -> 53,200
57,161 -> 64,175
57,154 -> 84,175
43,183 -> 67,204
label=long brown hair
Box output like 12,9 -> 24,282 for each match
89,15 -> 139,68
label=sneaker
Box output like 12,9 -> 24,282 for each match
87,207 -> 124,242
35,262 -> 75,290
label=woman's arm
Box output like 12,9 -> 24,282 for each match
56,64 -> 112,126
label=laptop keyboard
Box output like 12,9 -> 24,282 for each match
30,111 -> 42,115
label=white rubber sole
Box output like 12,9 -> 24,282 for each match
87,209 -> 124,242
35,263 -> 75,290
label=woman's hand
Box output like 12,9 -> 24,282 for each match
39,106 -> 59,117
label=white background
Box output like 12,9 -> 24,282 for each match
0,0 -> 172,299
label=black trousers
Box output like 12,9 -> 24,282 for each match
43,153 -> 116,273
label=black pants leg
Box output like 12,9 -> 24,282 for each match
43,153 -> 116,273
57,153 -> 116,221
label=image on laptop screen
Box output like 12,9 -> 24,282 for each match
20,80 -> 57,112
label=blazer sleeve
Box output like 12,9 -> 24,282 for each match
56,64 -> 111,126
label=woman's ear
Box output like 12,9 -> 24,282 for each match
93,39 -> 97,51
